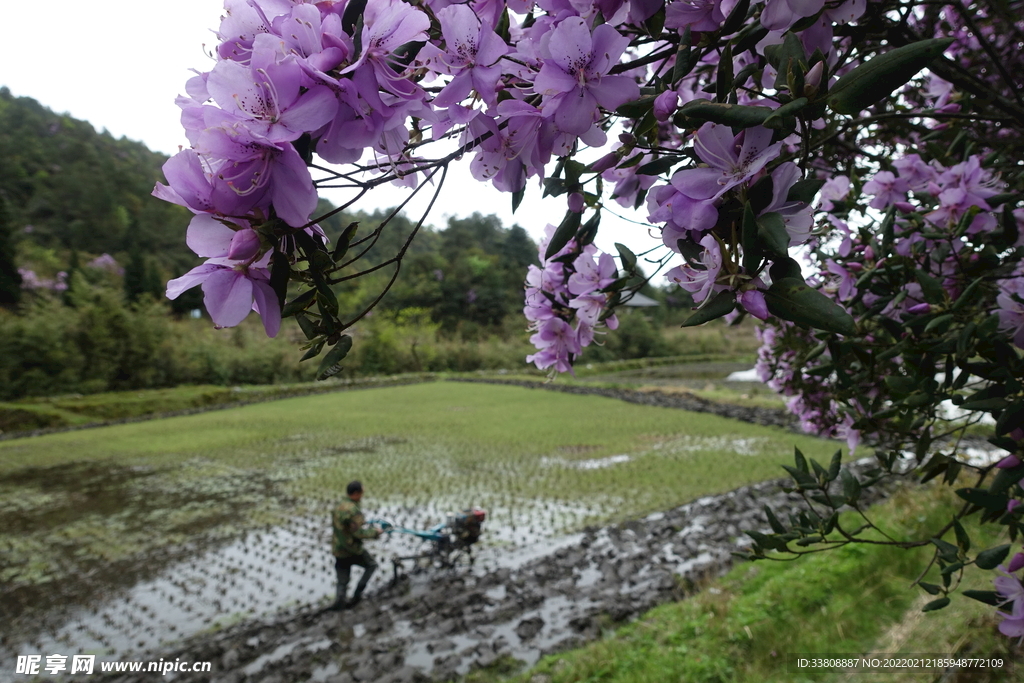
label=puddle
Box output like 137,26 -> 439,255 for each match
575,455 -> 631,469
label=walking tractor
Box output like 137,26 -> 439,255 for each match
369,508 -> 486,580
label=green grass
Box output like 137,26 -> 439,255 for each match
484,484 -> 1020,683
0,381 -> 835,507
0,375 -> 434,433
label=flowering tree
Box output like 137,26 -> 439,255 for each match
157,0 -> 1024,633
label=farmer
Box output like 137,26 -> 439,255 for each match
328,480 -> 382,610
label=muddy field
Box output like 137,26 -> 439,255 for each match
91,460 -> 906,683
4,378 -> 984,683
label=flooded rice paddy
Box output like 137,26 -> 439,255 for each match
0,380 -> 839,678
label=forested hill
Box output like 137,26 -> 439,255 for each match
0,87 -> 195,272
0,88 -> 542,331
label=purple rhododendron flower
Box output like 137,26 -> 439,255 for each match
690,123 -> 784,199
665,233 -> 723,304
207,35 -> 338,143
527,318 -> 581,374
665,0 -> 727,32
818,175 -> 851,212
761,0 -> 826,32
419,4 -> 508,108
197,125 -> 317,227
863,171 -> 909,210
534,17 -> 639,135
167,252 -> 281,337
740,289 -> 769,320
995,570 -> 1024,638
996,267 -> 1024,348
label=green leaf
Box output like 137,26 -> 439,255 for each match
636,156 -> 681,176
953,519 -> 971,554
782,464 -> 818,489
764,505 -> 787,533
720,0 -> 750,35
270,251 -> 290,310
769,256 -> 803,281
295,313 -> 318,340
615,243 -> 638,272
577,212 -> 601,247
281,288 -> 317,318
672,27 -> 694,84
810,458 -> 829,483
616,95 -> 658,119
827,450 -> 842,482
764,33 -> 806,89
316,281 -> 339,317
952,277 -> 985,311
543,177 -> 568,197
316,335 -> 353,381
996,402 -> 1024,437
341,0 -> 367,34
794,446 -> 809,473
545,211 -> 581,260
916,270 -> 945,304
716,44 -> 733,104
746,530 -> 791,553
989,464 -> 1024,495
763,97 -> 808,129
787,178 -> 825,205
764,277 -> 857,335
962,590 -> 1002,606
884,375 -> 917,396
741,203 -> 761,273
677,238 -> 705,265
827,38 -> 955,114
923,313 -> 954,334
681,290 -> 737,327
300,340 -> 325,362
840,469 -> 861,504
494,7 -> 511,43
975,544 -> 1011,570
677,100 -> 774,128
921,597 -> 950,612
512,187 -> 525,213
756,212 -> 791,256
918,582 -> 942,596
332,222 -> 359,262
931,537 -> 960,562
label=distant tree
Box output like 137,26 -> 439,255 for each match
0,194 -> 22,308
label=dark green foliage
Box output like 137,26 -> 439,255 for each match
0,194 -> 22,308
345,212 -> 540,334
0,88 -> 194,272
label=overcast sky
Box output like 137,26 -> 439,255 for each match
3,0 -> 663,262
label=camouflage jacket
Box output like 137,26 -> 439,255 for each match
331,496 -> 380,558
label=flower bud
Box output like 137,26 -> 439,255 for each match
1009,552 -> 1024,573
568,192 -> 585,213
997,455 -> 1022,469
803,61 -> 825,98
907,302 -> 931,314
653,90 -> 678,122
589,152 -> 619,174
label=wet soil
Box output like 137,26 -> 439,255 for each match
91,459 -> 905,683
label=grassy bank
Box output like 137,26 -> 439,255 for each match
475,484 -> 1019,683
